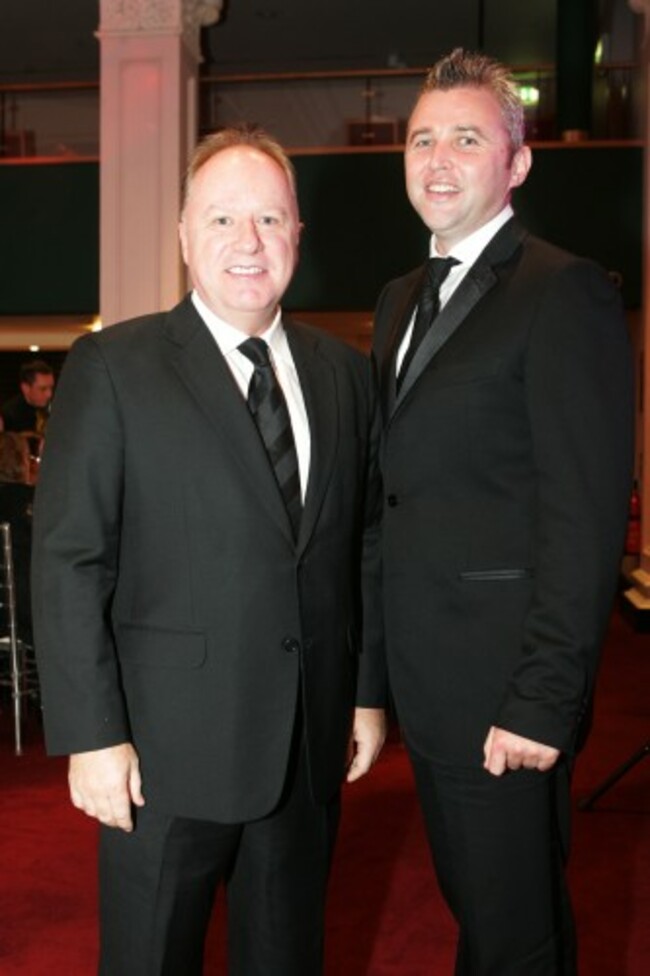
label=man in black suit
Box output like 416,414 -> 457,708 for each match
372,49 -> 633,974
32,125 -> 386,976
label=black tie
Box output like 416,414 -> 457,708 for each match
397,255 -> 458,391
239,337 -> 302,540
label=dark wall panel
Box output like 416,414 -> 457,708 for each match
286,152 -> 428,311
0,146 -> 641,318
287,145 -> 642,310
0,161 -> 99,315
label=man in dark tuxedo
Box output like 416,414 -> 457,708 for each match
32,125 -> 386,976
372,49 -> 633,974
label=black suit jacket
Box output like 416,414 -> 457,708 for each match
372,218 -> 634,766
32,296 -> 385,822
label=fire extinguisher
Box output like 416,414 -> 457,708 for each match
625,480 -> 641,556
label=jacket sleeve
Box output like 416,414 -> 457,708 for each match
495,259 -> 634,753
31,334 -> 130,755
356,357 -> 388,708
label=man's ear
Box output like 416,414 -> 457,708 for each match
509,144 -> 532,190
178,218 -> 188,264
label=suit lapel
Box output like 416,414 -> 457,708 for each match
162,297 -> 296,542
380,268 -> 424,420
393,218 -> 527,413
285,319 -> 338,554
395,259 -> 497,405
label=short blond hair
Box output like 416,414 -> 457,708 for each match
182,123 -> 298,212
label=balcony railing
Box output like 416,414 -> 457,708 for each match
0,81 -> 99,161
0,62 -> 642,162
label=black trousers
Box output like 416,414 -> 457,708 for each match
98,727 -> 339,976
409,746 -> 577,976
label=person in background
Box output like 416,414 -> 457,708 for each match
371,48 -> 634,974
0,359 -> 55,436
32,124 -> 386,976
0,431 -> 35,639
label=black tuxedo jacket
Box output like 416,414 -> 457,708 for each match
372,218 -> 634,767
32,296 -> 385,822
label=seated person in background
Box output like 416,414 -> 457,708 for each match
0,360 -> 55,452
0,432 -> 35,640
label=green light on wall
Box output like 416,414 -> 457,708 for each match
519,85 -> 540,107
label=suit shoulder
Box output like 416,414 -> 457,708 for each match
285,316 -> 369,368
89,311 -> 166,349
380,265 -> 422,296
514,234 -> 627,360
512,233 -> 622,315
66,308 -> 177,371
521,233 -> 608,279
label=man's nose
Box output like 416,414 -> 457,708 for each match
422,138 -> 452,170
235,219 -> 262,251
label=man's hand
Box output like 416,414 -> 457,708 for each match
483,726 -> 560,777
346,707 -> 387,783
68,743 -> 145,832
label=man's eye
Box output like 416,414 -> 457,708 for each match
457,135 -> 479,148
259,215 -> 279,226
210,216 -> 230,226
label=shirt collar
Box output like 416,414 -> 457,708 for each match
190,290 -> 286,359
429,204 -> 514,267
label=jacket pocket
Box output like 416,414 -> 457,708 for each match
431,358 -> 502,388
459,568 -> 535,582
116,622 -> 207,668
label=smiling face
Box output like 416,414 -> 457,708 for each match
405,86 -> 531,253
179,146 -> 301,335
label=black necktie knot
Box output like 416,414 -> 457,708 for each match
239,336 -> 271,369
425,255 -> 458,292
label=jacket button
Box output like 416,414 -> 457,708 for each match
387,494 -> 398,507
282,637 -> 300,654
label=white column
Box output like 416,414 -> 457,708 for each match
97,0 -> 223,326
623,2 -> 650,619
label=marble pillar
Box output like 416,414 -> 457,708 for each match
97,0 -> 223,325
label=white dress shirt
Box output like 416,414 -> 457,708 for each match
396,205 -> 514,374
191,291 -> 311,501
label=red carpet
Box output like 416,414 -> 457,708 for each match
1,609 -> 648,974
